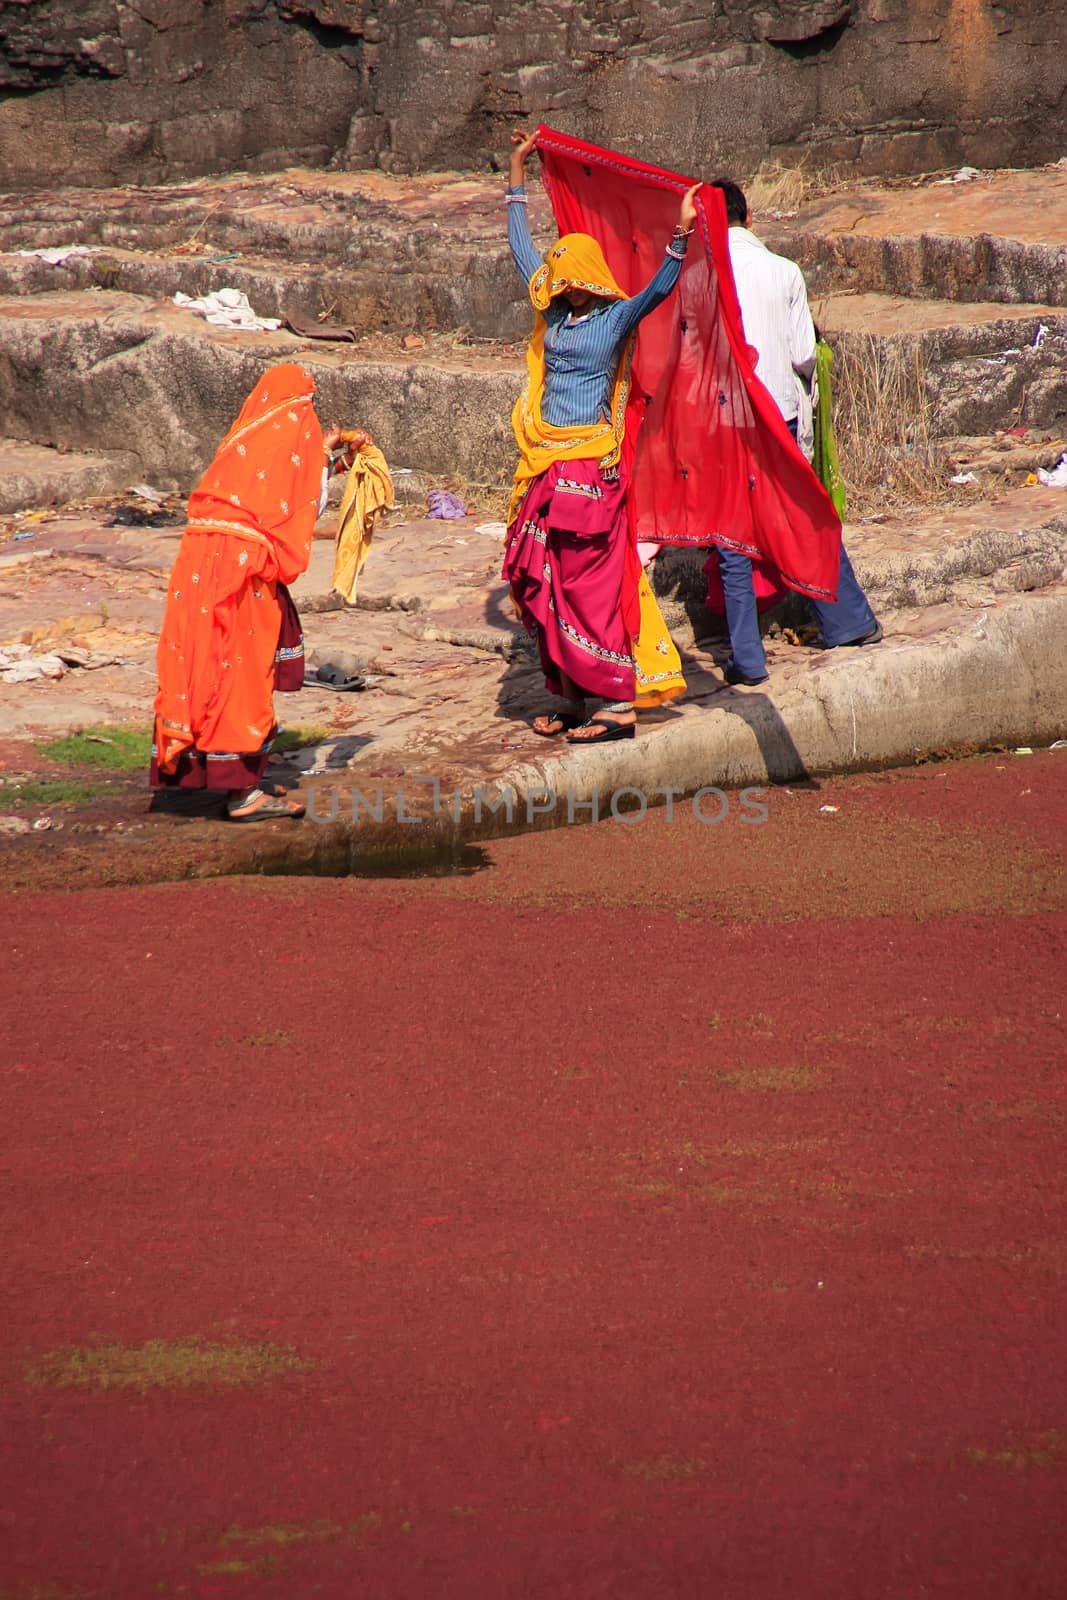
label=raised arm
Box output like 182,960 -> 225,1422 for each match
613,183 -> 701,336
506,128 -> 542,285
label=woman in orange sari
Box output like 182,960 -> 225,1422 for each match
151,363 -> 349,820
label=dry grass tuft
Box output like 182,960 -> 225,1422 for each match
746,158 -> 845,216
826,333 -> 965,514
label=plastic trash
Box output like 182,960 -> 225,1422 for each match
818,804 -> 839,814
1037,454 -> 1067,488
474,521 -> 508,540
949,471 -> 978,485
1033,324 -> 1049,349
427,490 -> 468,519
935,166 -> 980,185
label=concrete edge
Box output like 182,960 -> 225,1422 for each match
196,590 -> 1067,880
483,592 -> 1067,813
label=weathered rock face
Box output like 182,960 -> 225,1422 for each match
1,0 -> 1064,191
0,0 -> 367,188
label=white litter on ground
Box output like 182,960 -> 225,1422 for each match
173,288 -> 281,331
0,647 -> 68,683
1037,454 -> 1067,488
16,245 -> 94,265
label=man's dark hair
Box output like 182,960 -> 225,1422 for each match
710,180 -> 748,226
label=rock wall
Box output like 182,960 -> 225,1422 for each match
1,0 -> 1065,190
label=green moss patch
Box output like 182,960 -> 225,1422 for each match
622,1454 -> 705,1482
273,725 -> 332,754
39,725 -> 152,770
222,1514 -> 381,1548
716,1064 -> 830,1093
25,1338 -> 312,1392
0,778 -> 111,812
966,1432 -> 1067,1472
221,1522 -> 342,1548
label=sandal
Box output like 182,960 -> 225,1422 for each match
309,664 -> 366,692
566,715 -> 636,744
226,788 -> 306,823
532,706 -> 585,737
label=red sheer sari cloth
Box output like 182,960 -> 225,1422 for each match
534,125 -> 841,607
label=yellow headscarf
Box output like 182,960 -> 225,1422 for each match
529,232 -> 628,310
508,233 -> 635,528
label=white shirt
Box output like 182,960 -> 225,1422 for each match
726,227 -> 816,426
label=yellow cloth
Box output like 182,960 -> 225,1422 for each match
634,572 -> 686,707
508,233 -> 635,530
332,443 -> 395,604
528,231 -> 629,311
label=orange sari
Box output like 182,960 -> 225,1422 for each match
152,364 -> 324,787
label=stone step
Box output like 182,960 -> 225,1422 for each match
0,244 -> 532,348
3,165 -> 1066,347
4,282 -> 1063,516
765,168 -> 1067,307
0,288 -> 523,488
817,295 -> 1067,436
0,168 -> 540,342
0,437 -> 141,516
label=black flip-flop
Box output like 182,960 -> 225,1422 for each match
565,717 -> 636,744
308,664 -> 366,692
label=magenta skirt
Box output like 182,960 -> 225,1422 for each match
503,458 -> 636,701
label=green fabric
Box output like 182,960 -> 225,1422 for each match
812,339 -> 847,519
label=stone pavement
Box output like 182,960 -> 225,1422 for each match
1,473 -> 1065,886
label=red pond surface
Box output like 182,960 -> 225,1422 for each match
2,753 -> 1065,1598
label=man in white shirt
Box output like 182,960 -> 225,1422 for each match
711,180 -> 881,685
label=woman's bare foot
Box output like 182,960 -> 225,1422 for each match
532,701 -> 585,737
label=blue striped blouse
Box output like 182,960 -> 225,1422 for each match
507,186 -> 686,428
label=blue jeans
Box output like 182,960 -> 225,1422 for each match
715,418 -> 877,679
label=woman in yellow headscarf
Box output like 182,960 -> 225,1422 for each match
502,129 -> 695,742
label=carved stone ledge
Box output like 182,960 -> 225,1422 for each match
752,1 -> 852,44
